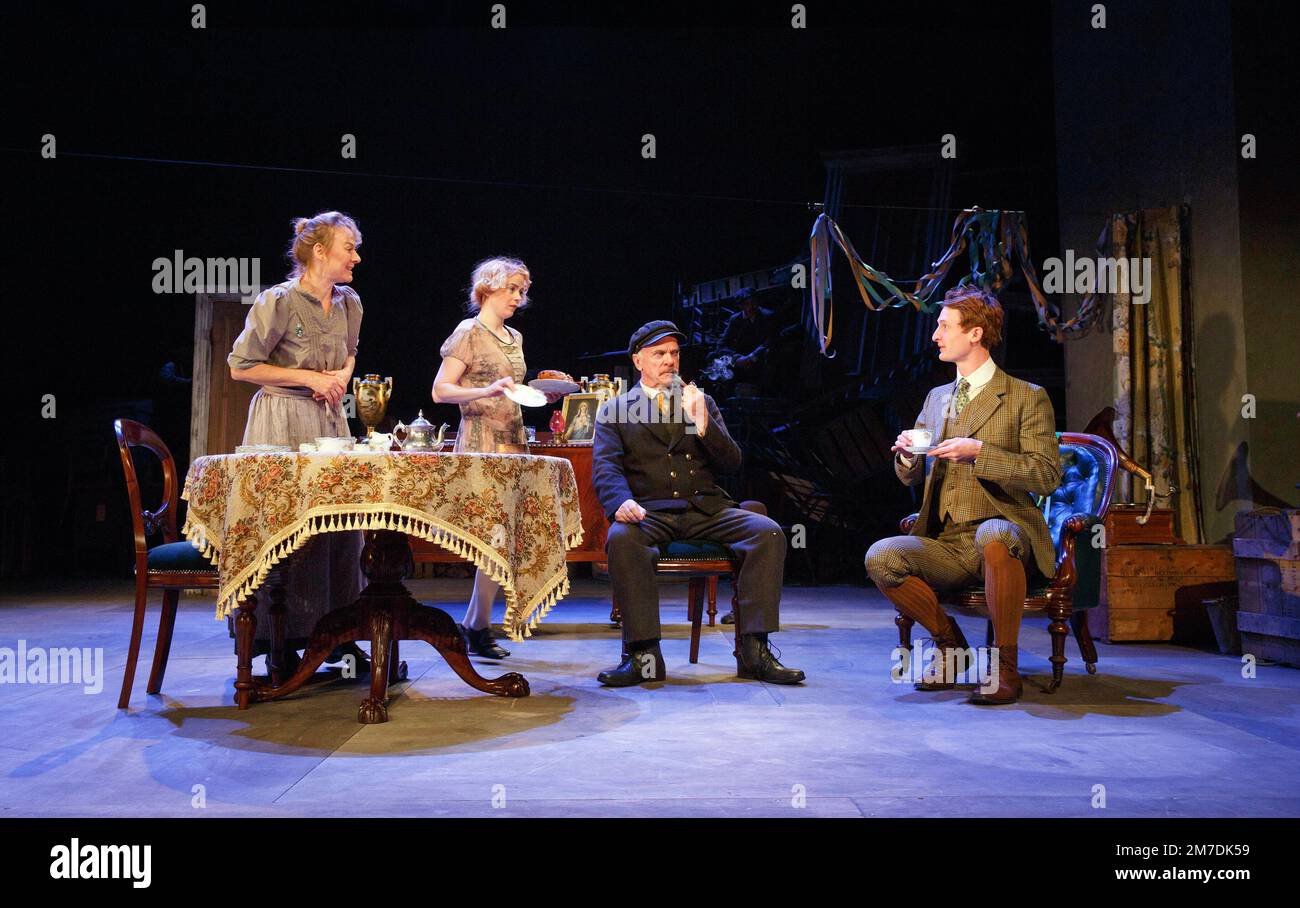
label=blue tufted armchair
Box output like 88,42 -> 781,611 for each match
897,432 -> 1119,691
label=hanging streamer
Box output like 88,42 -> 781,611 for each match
808,206 -> 1106,356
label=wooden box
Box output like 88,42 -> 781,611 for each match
1233,509 -> 1300,666
1103,505 -> 1182,546
1090,544 -> 1236,642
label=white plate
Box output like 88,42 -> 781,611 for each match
902,445 -> 934,455
528,378 -> 581,395
504,384 -> 548,407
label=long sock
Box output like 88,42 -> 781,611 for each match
463,569 -> 499,631
879,575 -> 949,637
982,542 -> 1026,651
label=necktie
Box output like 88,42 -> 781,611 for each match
954,378 -> 970,416
656,393 -> 671,422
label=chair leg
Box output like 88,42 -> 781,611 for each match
145,588 -> 179,695
688,577 -> 704,664
1070,610 -> 1098,674
609,589 -> 621,625
1047,608 -> 1069,692
118,576 -> 151,709
234,596 -> 258,709
895,612 -> 913,649
706,576 -> 718,627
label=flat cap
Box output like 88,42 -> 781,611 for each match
628,319 -> 686,356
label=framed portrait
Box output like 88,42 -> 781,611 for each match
560,393 -> 600,444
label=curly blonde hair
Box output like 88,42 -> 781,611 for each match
467,257 -> 531,312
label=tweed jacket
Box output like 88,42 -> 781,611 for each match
593,385 -> 741,520
897,366 -> 1062,578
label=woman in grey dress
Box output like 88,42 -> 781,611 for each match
227,211 -> 368,673
432,256 -> 561,659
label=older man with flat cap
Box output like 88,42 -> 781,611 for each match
591,320 -> 805,687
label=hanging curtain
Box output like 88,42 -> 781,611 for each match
1112,205 -> 1204,543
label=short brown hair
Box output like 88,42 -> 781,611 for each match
940,286 -> 1004,350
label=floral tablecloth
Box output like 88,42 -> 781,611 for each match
181,451 -> 583,641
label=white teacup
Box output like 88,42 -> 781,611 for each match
907,429 -> 932,448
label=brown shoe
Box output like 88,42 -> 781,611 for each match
970,644 -> 1023,704
917,616 -> 972,691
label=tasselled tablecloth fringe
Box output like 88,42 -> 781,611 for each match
184,504 -> 582,643
500,524 -> 586,642
183,522 -> 221,567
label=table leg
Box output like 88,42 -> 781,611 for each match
358,607 -> 393,724
234,595 -> 257,709
250,529 -> 530,721
254,605 -> 357,703
405,605 -> 529,698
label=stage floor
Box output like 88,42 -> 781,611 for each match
2,577 -> 1298,818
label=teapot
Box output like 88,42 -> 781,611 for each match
394,410 -> 449,452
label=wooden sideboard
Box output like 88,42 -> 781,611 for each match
407,437 -> 609,565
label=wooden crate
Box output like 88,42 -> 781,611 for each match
1233,509 -> 1300,666
1090,544 -> 1236,642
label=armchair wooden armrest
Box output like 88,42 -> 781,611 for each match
899,513 -> 919,534
1050,512 -> 1101,591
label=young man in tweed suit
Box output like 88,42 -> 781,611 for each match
866,287 -> 1061,704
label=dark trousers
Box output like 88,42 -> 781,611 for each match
606,506 -> 786,643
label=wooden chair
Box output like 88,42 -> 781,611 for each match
114,418 -> 219,708
895,432 -> 1119,691
605,500 -> 767,663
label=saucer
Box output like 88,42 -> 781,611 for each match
504,385 -> 547,407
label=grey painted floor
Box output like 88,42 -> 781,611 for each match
2,576 -> 1298,818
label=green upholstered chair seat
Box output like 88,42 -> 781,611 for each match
146,541 -> 214,574
655,540 -> 733,561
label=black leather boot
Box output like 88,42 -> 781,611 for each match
459,624 -> 511,659
735,633 -> 805,684
597,640 -> 666,687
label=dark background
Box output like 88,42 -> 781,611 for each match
5,0 -> 1066,579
